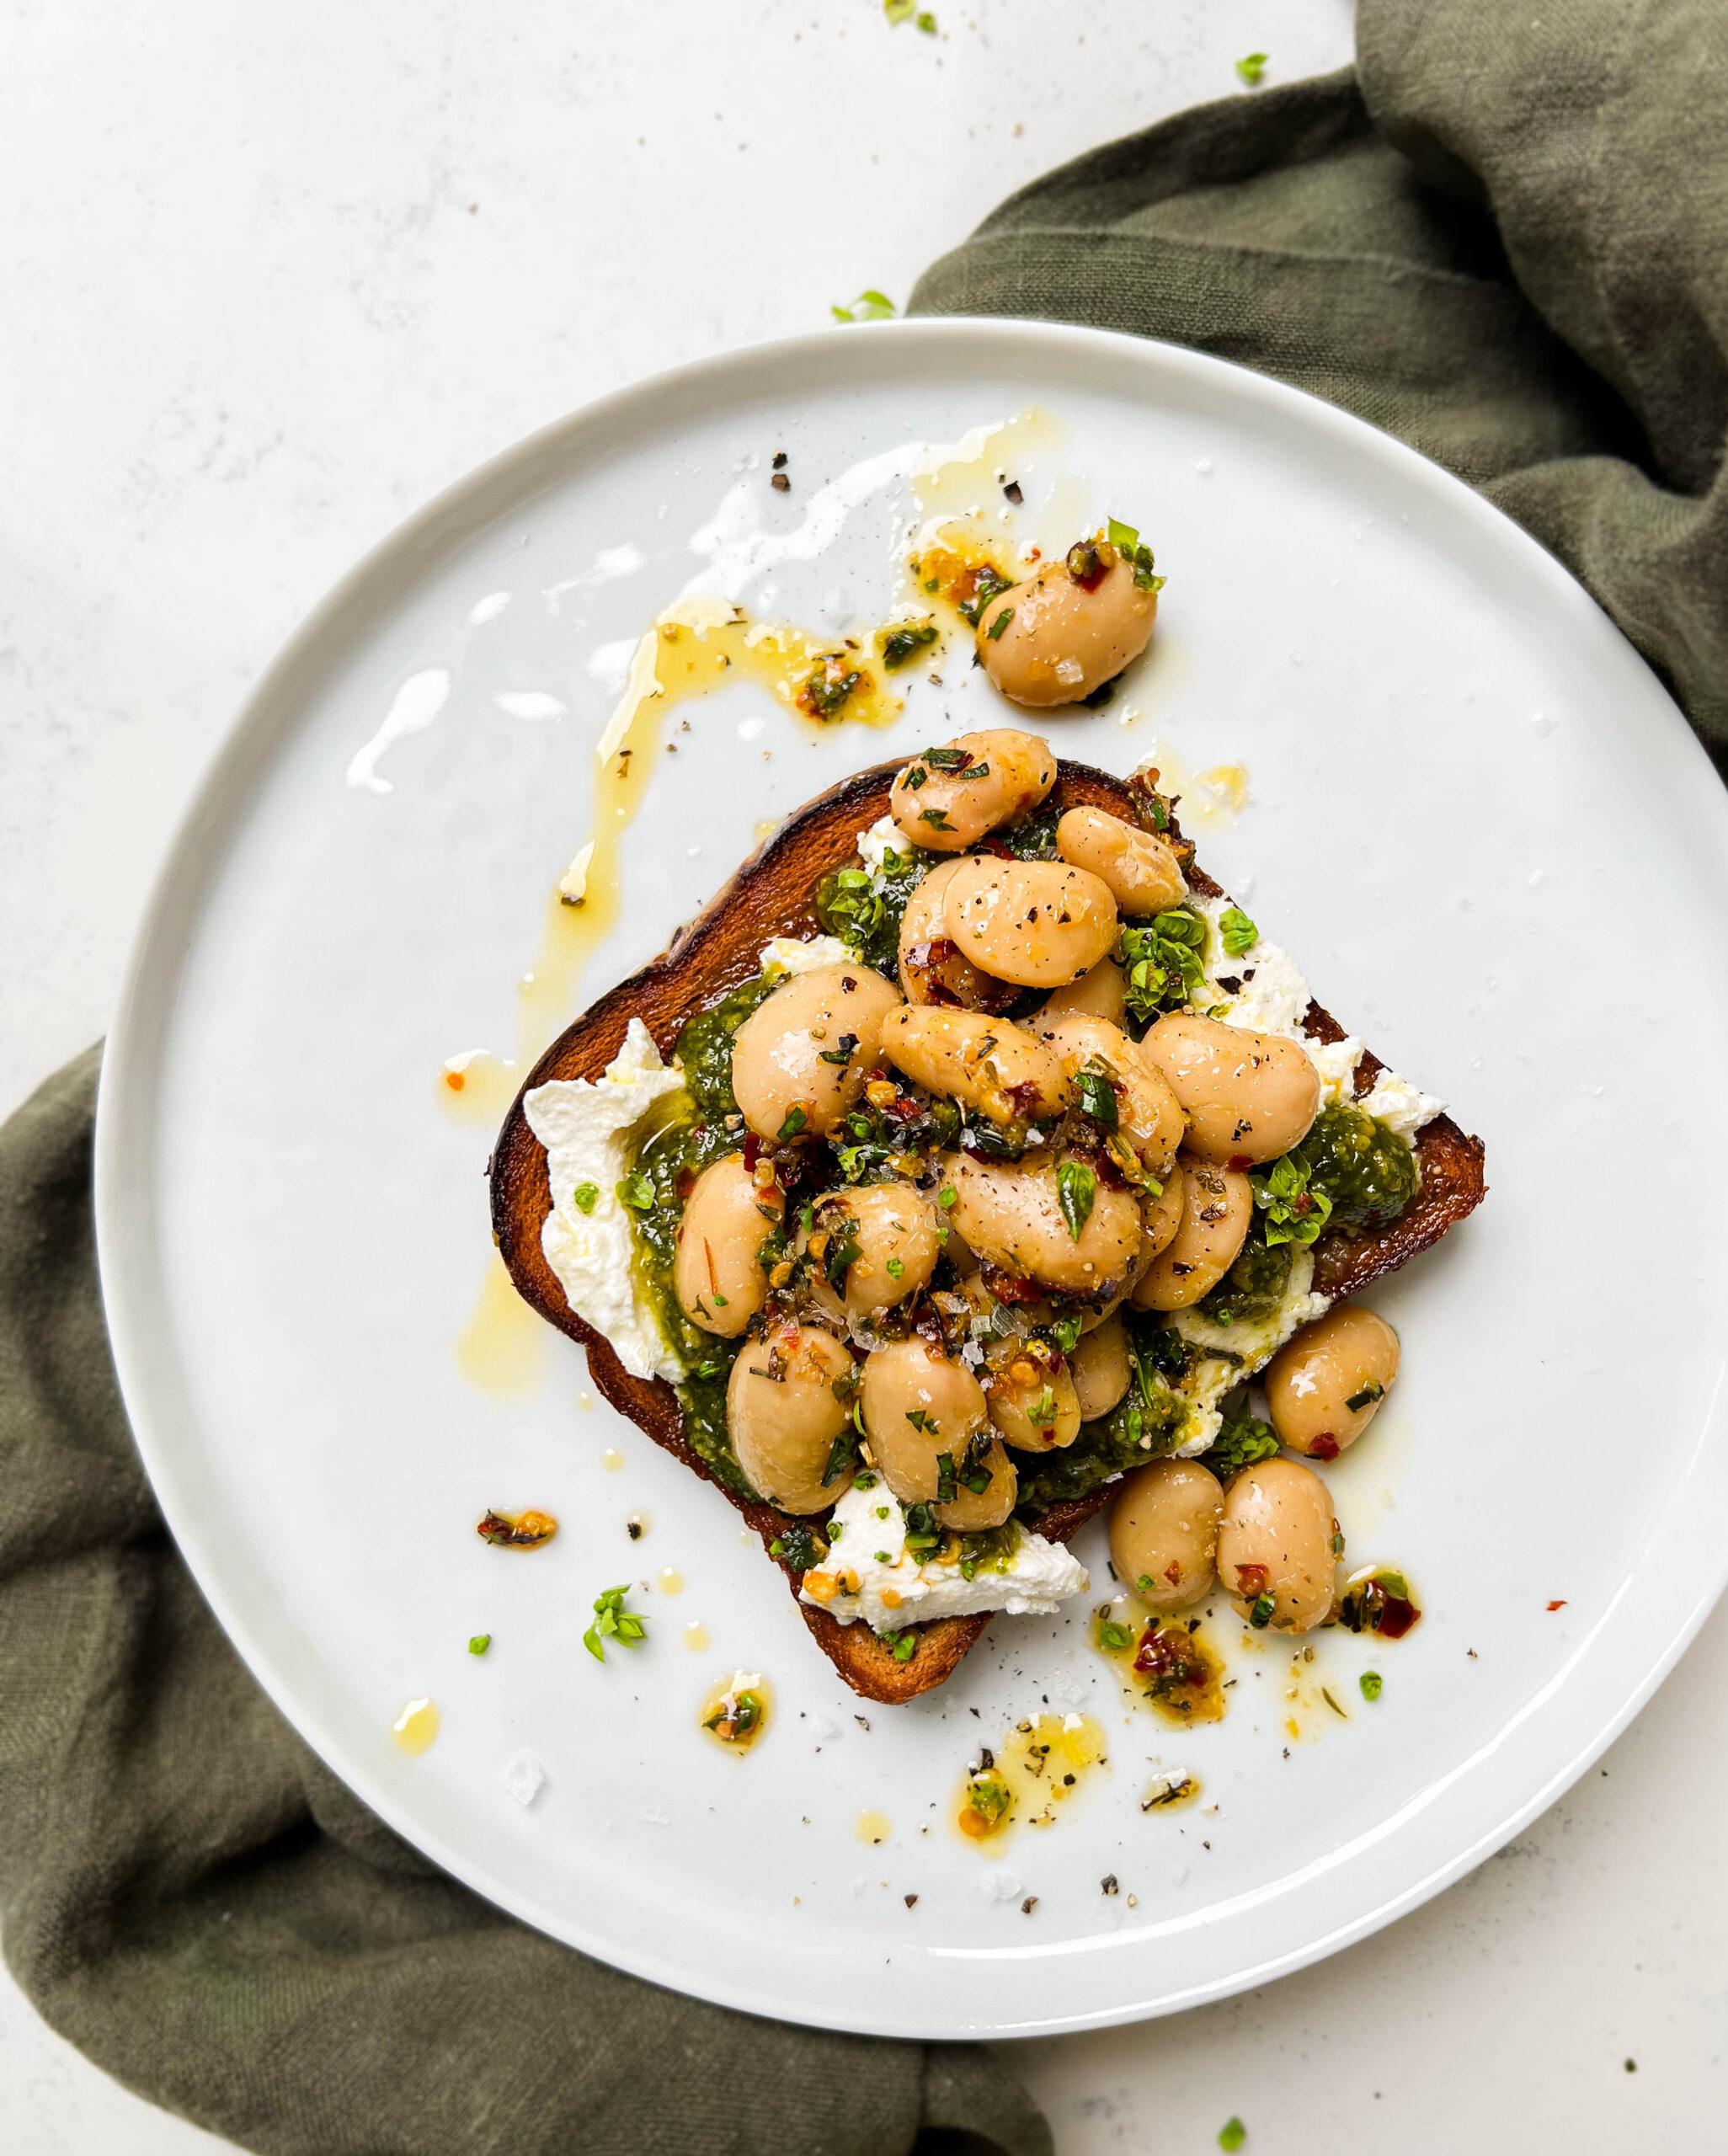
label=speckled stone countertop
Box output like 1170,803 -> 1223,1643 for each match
3,3 -> 1721,2148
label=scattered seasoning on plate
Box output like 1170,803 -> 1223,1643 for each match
467,1634 -> 492,1657
477,1508 -> 557,1550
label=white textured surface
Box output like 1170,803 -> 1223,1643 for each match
4,1 -> 1725,2150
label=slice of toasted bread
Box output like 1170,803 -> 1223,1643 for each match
490,759 -> 1485,1703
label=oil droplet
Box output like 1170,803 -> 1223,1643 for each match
699,1670 -> 771,1753
683,1620 -> 710,1652
601,1447 -> 624,1474
1135,738 -> 1249,831
856,1809 -> 892,1847
435,1049 -> 519,1124
391,1698 -> 440,1756
514,596 -> 903,1065
456,1256 -> 547,1399
954,1712 -> 1107,1845
1092,1598 -> 1226,1726
1140,1769 -> 1202,1812
658,1568 -> 684,1596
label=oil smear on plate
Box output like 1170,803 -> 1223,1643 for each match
955,1711 -> 1108,1845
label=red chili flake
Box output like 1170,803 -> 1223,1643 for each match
1235,1562 -> 1269,1596
1227,1153 -> 1252,1171
675,1166 -> 696,1201
1308,1433 -> 1341,1461
886,1096 -> 920,1122
742,1132 -> 763,1173
1546,1598 -> 1568,1612
444,1070 -> 466,1092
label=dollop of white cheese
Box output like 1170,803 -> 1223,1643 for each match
856,814 -> 906,873
1192,895 -> 1442,1143
803,1479 -> 1088,1634
523,1019 -> 689,1383
757,934 -> 854,977
1168,1247 -> 1331,1457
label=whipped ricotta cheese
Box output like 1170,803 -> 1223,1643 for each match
523,1019 -> 689,1383
856,814 -> 906,873
757,934 -> 853,977
1168,1247 -> 1331,1457
803,1478 -> 1088,1633
1192,895 -> 1441,1144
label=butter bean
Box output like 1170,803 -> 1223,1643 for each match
1056,805 -> 1187,916
728,1322 -> 856,1513
674,1153 -> 778,1337
976,545 -> 1158,707
730,963 -> 902,1142
1141,1012 -> 1320,1166
879,1005 -> 1069,1124
944,857 -> 1119,989
1266,1305 -> 1400,1460
860,1336 -> 991,1508
939,1151 -> 1144,1299
1110,1459 -> 1224,1614
1133,1157 -> 1251,1310
888,729 -> 1056,853
1217,1458 -> 1339,1632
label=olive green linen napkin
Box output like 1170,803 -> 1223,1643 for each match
0,1053 -> 1049,2156
914,0 -> 1728,768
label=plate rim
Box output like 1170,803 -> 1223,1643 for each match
93,313 -> 1728,2039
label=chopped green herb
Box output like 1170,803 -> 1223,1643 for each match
883,0 -> 915,20
916,8 -> 936,29
467,1633 -> 491,1657
936,1451 -> 957,1502
1028,1385 -> 1058,1430
584,1584 -> 647,1663
800,658 -> 863,720
1345,1380 -> 1385,1413
1201,1413 -> 1281,1478
822,1428 -> 856,1486
831,288 -> 897,323
879,621 -> 939,670
920,806 -> 954,830
615,1172 -> 653,1212
938,1185 -> 957,1210
880,1628 -> 919,1662
572,1182 -> 600,1215
1247,1591 -> 1276,1630
1056,1160 -> 1097,1241
1096,1617 -> 1133,1652
1219,2119 -> 1248,2153
1075,1063 -> 1118,1132
984,604 -> 1013,641
1250,1151 -> 1334,1249
1235,51 -> 1267,84
1052,1315 -> 1082,1353
777,1106 -> 809,1141
1219,906 -> 1258,958
1102,515 -> 1166,591
1360,1670 -> 1384,1701
1119,907 -> 1208,1023
885,1257 -> 905,1280
955,562 -> 1014,625
905,1407 -> 937,1434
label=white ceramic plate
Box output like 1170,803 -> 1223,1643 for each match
96,320 -> 1728,2039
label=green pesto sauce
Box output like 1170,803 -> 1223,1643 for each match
1016,1317 -> 1190,1514
815,847 -> 925,974
1302,1102 -> 1419,1231
993,798 -> 1061,860
1196,1232 -> 1296,1328
622,970 -> 794,1502
672,970 -> 779,1122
